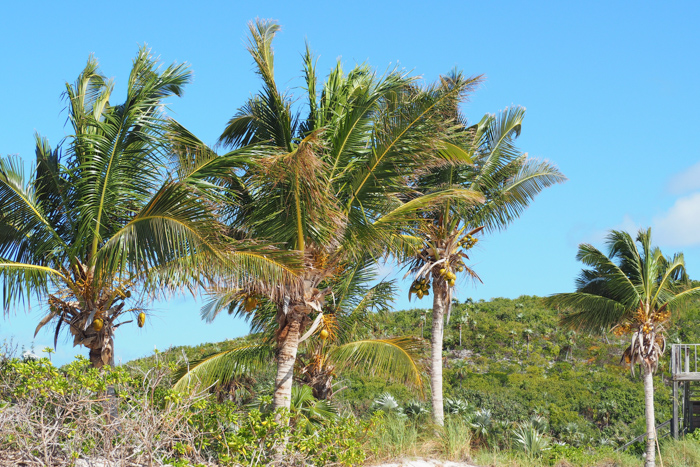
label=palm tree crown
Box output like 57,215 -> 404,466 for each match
550,228 -> 699,369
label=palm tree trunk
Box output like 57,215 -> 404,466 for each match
273,315 -> 302,411
643,365 -> 656,467
431,279 -> 448,426
88,336 -> 114,368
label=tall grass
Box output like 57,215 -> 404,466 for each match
368,415 -> 421,460
659,437 -> 700,467
368,415 -> 472,463
438,417 -> 472,461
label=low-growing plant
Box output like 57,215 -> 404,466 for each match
512,421 -> 550,458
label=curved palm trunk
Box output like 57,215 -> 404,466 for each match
431,279 -> 449,426
643,365 -> 656,467
273,316 -> 302,411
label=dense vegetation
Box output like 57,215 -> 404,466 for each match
2,17 -> 700,467
4,294 -> 698,465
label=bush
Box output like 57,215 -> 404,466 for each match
0,355 -> 374,466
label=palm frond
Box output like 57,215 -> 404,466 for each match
172,344 -> 274,393
329,337 -> 425,395
0,260 -> 66,310
219,19 -> 294,151
469,158 -> 566,231
546,292 -> 628,333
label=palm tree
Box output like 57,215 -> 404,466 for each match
457,312 -> 469,347
406,104 -> 565,424
0,49 -> 287,367
547,228 -> 700,467
199,20 -> 481,412
451,358 -> 469,387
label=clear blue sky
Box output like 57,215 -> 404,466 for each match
2,1 -> 699,365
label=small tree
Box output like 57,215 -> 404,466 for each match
457,313 -> 469,347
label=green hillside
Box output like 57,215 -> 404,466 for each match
124,293 -> 700,463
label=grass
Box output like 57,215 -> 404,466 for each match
365,415 -> 700,467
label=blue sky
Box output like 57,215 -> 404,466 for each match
2,1 -> 699,365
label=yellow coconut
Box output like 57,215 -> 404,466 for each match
137,312 -> 146,328
93,318 -> 104,332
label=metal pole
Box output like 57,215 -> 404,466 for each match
684,381 -> 691,434
673,380 -> 679,439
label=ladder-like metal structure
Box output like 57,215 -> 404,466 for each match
670,344 -> 700,438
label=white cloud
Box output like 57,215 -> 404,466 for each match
653,192 -> 700,247
667,161 -> 700,195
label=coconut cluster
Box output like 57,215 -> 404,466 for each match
459,234 -> 478,250
410,278 -> 431,299
437,267 -> 457,287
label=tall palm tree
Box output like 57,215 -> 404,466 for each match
0,49 -> 288,367
406,102 -> 565,424
547,228 -> 700,467
201,20 -> 483,412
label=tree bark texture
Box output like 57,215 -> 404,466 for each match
431,278 -> 449,426
88,335 -> 115,368
643,365 -> 656,467
273,315 -> 302,411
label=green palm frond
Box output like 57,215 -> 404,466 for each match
219,19 -> 294,151
0,156 -> 69,258
575,242 -> 639,307
472,106 -> 525,186
0,260 -> 66,309
374,188 -> 484,229
662,285 -> 700,310
329,337 -> 425,394
549,228 -> 693,338
94,181 -> 224,280
290,385 -> 338,423
550,292 -> 628,333
33,134 -> 74,236
172,344 -> 274,393
469,158 -> 566,231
